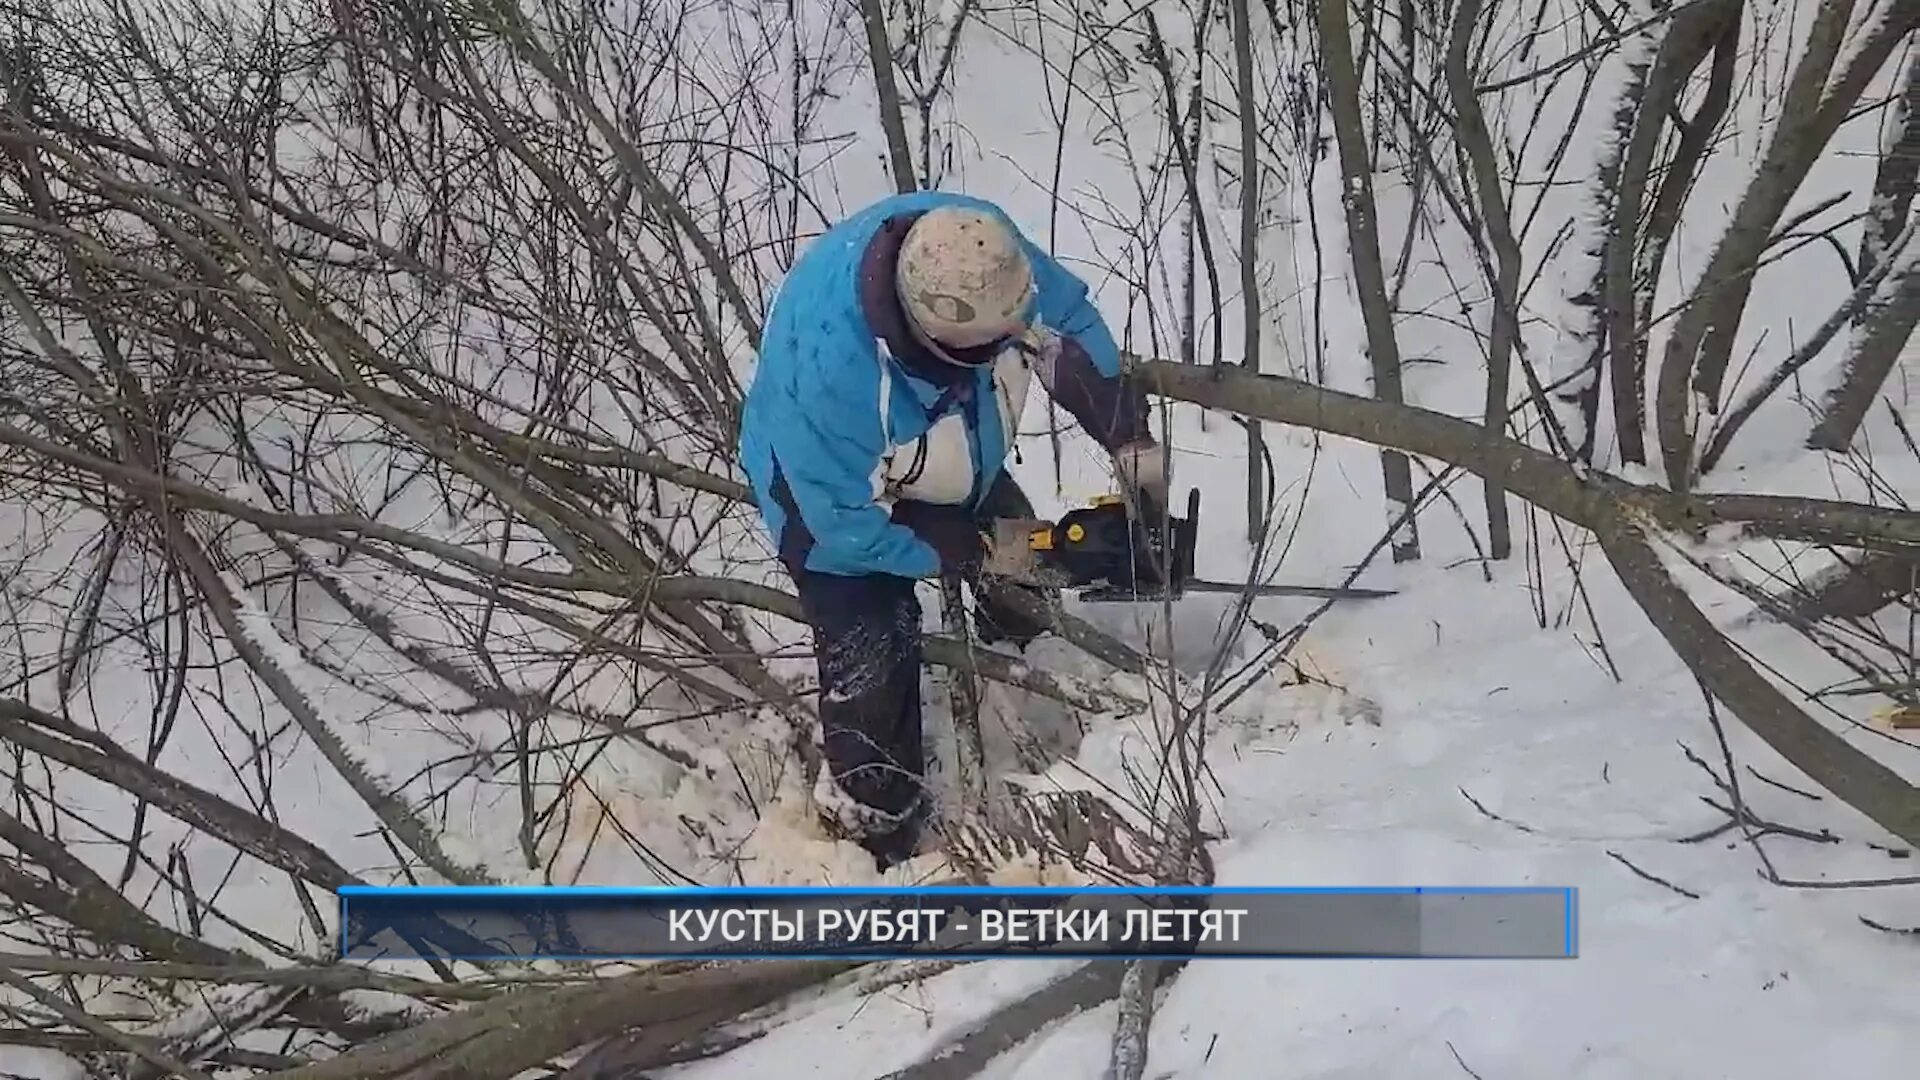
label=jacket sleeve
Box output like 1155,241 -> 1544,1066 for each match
1017,235 -> 1153,452
764,359 -> 944,581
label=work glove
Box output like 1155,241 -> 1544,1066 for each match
892,501 -> 988,578
1016,325 -> 1063,369
979,518 -> 1042,582
1112,437 -> 1170,518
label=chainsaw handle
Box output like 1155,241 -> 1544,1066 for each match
1018,487 -> 1200,599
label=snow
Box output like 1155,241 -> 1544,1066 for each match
665,544 -> 1920,1080
658,0 -> 1919,1070
4,0 -> 1918,1077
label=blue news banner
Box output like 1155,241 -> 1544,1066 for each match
337,885 -> 1578,961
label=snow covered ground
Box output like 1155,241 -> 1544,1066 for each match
651,397 -> 1920,1079
2,0 -> 1917,1077
661,2 -> 1920,1065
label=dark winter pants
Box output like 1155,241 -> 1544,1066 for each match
791,569 -> 929,862
781,474 -> 1051,866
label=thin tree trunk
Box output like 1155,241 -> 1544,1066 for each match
1607,0 -> 1743,466
1854,52 -> 1920,288
942,575 -> 991,826
1703,227 -> 1916,471
1445,0 -> 1518,560
1316,0 -> 1420,560
1231,0 -> 1266,544
1635,5 -> 1741,457
1144,6 -> 1227,376
859,0 -> 918,193
1655,1 -> 1914,489
1808,256 -> 1920,451
1810,52 -> 1920,450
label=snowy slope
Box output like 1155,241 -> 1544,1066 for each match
2,0 -> 1916,1077
655,400 -> 1918,1078
667,0 -> 1920,1074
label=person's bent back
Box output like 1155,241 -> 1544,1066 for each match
738,191 -> 1167,869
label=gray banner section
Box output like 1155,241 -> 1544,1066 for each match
339,889 -> 1573,961
1420,891 -> 1571,957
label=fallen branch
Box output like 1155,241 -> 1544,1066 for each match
0,966 -> 216,1080
1448,1040 -> 1488,1080
0,699 -> 357,890
1860,916 -> 1920,936
0,951 -> 504,1000
168,527 -> 494,886
1136,362 -> 1920,556
1769,874 -> 1920,890
260,960 -> 858,1080
1606,851 -> 1701,900
877,961 -> 1133,1080
634,959 -> 967,1070
1596,516 -> 1920,851
0,1029 -> 294,1071
1105,958 -> 1168,1080
1460,787 -> 1543,835
1138,360 -> 1920,849
0,422 -> 1148,709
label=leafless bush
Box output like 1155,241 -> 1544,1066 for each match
0,0 -> 1913,1075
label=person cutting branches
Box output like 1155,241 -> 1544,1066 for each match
738,191 -> 1168,870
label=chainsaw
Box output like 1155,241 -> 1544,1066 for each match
988,489 -> 1397,603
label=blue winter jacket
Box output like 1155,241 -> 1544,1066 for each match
740,191 -> 1143,580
